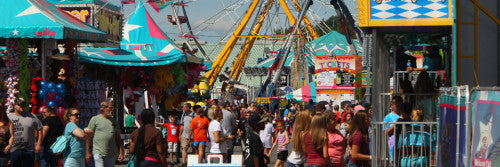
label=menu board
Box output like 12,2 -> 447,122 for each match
339,73 -> 355,87
315,71 -> 336,89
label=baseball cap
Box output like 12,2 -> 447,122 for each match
14,98 -> 26,107
353,105 -> 365,115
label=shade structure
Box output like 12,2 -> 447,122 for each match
304,31 -> 363,56
120,1 -> 183,54
0,0 -> 106,42
79,47 -> 188,66
286,82 -> 316,102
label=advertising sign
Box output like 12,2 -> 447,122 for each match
358,0 -> 453,27
315,71 -> 337,89
471,91 -> 500,167
97,10 -> 122,42
314,55 -> 361,74
60,7 -> 92,24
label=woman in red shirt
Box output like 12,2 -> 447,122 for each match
348,111 -> 372,167
303,114 -> 331,167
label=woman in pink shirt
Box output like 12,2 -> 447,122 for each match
324,112 -> 347,167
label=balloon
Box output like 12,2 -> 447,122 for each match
49,88 -> 56,93
56,107 -> 65,123
38,89 -> 47,99
48,82 -> 56,90
40,81 -> 48,89
47,93 -> 57,101
47,101 -> 57,107
56,83 -> 66,95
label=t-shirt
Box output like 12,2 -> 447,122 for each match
64,122 -> 86,158
259,123 -> 274,148
41,116 -> 63,148
208,120 -> 223,153
384,112 -> 400,160
8,112 -> 42,152
125,114 -> 135,127
304,133 -> 327,166
221,109 -> 236,136
88,114 -> 120,157
349,131 -> 370,166
327,130 -> 347,167
243,131 -> 266,167
190,116 -> 209,142
130,124 -> 164,162
180,112 -> 195,139
163,123 -> 180,142
0,124 -> 10,151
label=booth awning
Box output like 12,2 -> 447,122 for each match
0,0 -> 106,42
79,47 -> 189,66
286,82 -> 316,102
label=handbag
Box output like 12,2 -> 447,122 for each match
50,135 -> 69,157
127,155 -> 136,167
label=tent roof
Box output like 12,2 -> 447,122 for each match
120,1 -> 183,54
0,0 -> 106,41
304,31 -> 363,56
79,47 -> 188,66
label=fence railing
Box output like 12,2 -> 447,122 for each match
371,121 -> 438,167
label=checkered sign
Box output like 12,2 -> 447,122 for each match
371,0 -> 449,19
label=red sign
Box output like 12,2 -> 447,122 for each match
59,7 -> 92,24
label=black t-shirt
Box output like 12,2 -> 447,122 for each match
243,131 -> 266,167
41,116 -> 63,147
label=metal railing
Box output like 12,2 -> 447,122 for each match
371,122 -> 438,167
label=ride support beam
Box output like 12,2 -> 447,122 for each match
204,0 -> 262,87
229,0 -> 276,81
291,0 -> 319,39
277,0 -> 305,37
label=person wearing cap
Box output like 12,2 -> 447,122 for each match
8,98 -> 43,167
179,103 -> 195,166
241,114 -> 267,167
325,101 -> 334,111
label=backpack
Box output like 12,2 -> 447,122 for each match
50,135 -> 69,155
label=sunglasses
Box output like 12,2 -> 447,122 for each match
71,113 -> 81,116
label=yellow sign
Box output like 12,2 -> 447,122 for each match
256,97 -> 270,104
358,0 -> 453,27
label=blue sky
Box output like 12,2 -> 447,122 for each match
108,0 -> 358,43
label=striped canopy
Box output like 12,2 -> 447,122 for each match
286,82 -> 316,102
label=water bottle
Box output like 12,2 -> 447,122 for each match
407,60 -> 411,67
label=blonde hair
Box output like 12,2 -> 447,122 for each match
412,109 -> 424,122
292,110 -> 311,152
310,114 -> 328,150
207,106 -> 217,120
65,108 -> 78,121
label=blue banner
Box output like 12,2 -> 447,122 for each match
438,95 -> 466,167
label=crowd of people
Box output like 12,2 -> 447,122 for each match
123,98 -> 377,167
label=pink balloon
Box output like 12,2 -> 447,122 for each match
56,107 -> 66,123
38,106 -> 46,114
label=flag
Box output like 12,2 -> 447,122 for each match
148,0 -> 177,12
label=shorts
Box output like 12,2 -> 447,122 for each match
181,137 -> 192,149
168,142 -> 178,153
277,150 -> 288,161
193,141 -> 207,147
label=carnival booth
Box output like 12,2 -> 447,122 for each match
0,0 -> 106,121
285,81 -> 316,102
78,2 -> 202,127
305,31 -> 362,104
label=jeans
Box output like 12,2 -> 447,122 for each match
286,161 -> 304,167
138,160 -> 162,167
93,154 -> 116,167
9,150 -> 35,167
63,157 -> 85,167
0,151 -> 9,167
41,146 -> 59,167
